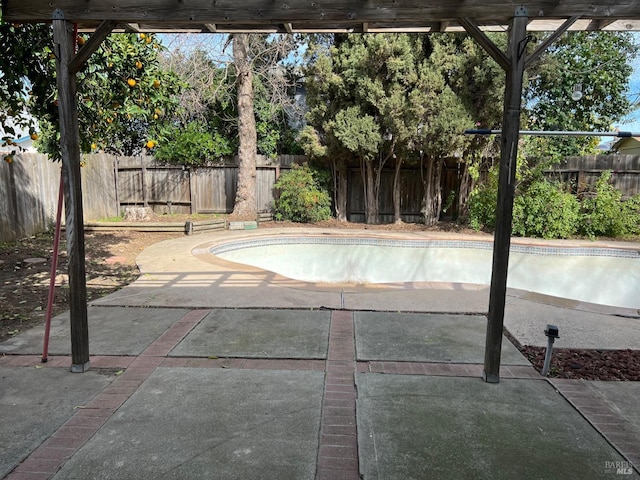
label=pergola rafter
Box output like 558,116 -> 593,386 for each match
3,0 -> 640,380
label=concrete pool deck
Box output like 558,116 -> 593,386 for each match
1,228 -> 639,479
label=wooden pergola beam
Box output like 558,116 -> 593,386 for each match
525,15 -> 580,69
5,0 -> 640,25
69,20 -> 117,75
124,23 -> 141,33
460,18 -> 509,70
586,18 -> 617,30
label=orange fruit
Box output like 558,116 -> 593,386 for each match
5,155 -> 13,164
30,133 -> 38,140
77,36 -> 85,46
136,61 -> 143,69
91,143 -> 97,150
153,79 -> 161,88
146,140 -> 156,149
139,33 -> 146,40
127,78 -> 136,87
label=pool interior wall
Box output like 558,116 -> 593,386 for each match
211,237 -> 640,310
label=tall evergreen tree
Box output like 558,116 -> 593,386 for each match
303,33 -> 473,224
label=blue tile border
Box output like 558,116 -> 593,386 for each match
209,236 -> 640,259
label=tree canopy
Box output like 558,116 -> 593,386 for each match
524,31 -> 638,159
151,34 -> 303,165
1,22 -> 183,159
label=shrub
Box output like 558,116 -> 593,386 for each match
468,166 -> 498,231
512,180 -> 580,239
623,194 -> 640,236
469,167 -> 580,239
273,163 -> 332,223
579,171 -> 627,238
153,121 -> 232,165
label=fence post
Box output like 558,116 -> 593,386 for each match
189,167 -> 197,214
140,156 -> 148,207
113,156 -> 120,217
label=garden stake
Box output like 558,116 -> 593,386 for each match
42,171 -> 64,363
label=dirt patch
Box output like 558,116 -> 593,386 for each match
261,218 -> 484,235
0,229 -> 182,343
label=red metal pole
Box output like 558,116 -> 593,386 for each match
42,170 -> 64,362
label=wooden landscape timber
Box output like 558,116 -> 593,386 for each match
79,218 -> 227,234
5,0 -> 640,380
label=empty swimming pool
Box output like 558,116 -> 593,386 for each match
210,236 -> 640,309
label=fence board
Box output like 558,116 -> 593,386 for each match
550,154 -> 640,197
257,168 -> 277,212
82,153 -> 118,220
0,153 -> 59,242
348,168 -> 424,222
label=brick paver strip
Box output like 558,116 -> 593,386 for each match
6,309 -> 210,480
551,379 -> 640,473
316,310 -> 360,480
10,308 -> 636,478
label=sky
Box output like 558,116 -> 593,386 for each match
615,55 -> 640,134
156,32 -> 640,138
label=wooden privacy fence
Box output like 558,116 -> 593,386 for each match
346,160 -> 465,224
4,152 -> 640,243
548,155 -> 640,198
0,153 -> 59,243
113,154 -> 307,215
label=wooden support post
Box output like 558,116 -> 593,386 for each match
53,12 -> 90,372
483,8 -> 528,383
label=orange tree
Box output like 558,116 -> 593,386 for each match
1,19 -> 182,160
0,22 -> 54,162
39,32 -> 183,156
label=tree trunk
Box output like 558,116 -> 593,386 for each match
231,34 -> 257,219
392,156 -> 403,224
333,159 -> 348,222
422,156 -> 443,226
362,159 -> 379,224
457,160 -> 473,222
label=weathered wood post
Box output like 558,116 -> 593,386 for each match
53,11 -> 90,372
483,8 -> 528,383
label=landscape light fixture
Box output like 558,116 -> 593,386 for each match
541,324 -> 560,376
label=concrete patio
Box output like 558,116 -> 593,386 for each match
1,229 -> 639,479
